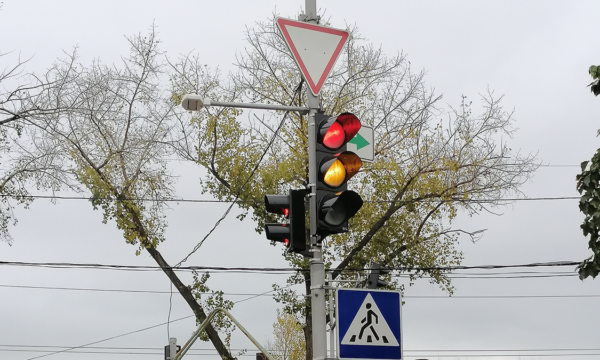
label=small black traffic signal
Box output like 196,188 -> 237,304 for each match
366,262 -> 390,289
314,112 -> 364,236
264,189 -> 306,253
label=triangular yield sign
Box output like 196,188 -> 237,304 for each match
276,18 -> 349,96
340,293 -> 399,346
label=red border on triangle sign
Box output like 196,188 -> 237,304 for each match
276,18 -> 349,96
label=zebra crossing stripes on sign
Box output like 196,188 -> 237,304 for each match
336,289 -> 403,360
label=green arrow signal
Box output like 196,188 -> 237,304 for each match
349,133 -> 369,150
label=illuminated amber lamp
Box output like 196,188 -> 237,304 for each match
320,152 -> 363,188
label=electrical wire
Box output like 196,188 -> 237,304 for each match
6,344 -> 600,352
10,349 -> 600,357
6,345 -> 600,357
393,273 -> 579,279
401,355 -> 600,358
2,283 -> 598,299
1,345 -> 247,351
0,283 -> 273,295
0,193 -> 580,203
0,259 -> 582,273
167,281 -> 173,341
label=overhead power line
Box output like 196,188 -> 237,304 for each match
0,260 -> 581,273
10,350 -> 600,357
400,355 -> 600,358
0,284 -> 273,295
5,344 -> 600,352
1,283 -> 598,299
0,193 -> 580,203
5,346 -> 600,357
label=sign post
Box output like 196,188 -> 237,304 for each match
277,5 -> 351,360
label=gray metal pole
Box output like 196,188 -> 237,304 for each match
169,338 -> 177,360
327,273 -> 336,359
206,99 -> 308,113
304,3 -> 327,360
305,0 -> 317,22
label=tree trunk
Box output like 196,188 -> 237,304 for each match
303,314 -> 312,360
146,247 -> 234,360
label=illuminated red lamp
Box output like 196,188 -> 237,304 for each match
319,113 -> 361,151
322,121 -> 344,149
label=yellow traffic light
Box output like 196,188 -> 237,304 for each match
323,159 -> 346,187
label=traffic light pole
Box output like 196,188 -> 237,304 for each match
304,2 -> 328,360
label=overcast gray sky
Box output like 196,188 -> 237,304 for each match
1,1 -> 599,360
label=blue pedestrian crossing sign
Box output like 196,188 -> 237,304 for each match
336,289 -> 402,360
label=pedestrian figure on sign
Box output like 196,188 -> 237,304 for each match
358,303 -> 379,342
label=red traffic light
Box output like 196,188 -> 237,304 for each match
319,113 -> 361,151
265,195 -> 290,216
264,190 -> 307,254
265,224 -> 293,249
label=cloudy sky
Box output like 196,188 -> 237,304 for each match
1,1 -> 599,360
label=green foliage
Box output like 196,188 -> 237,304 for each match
590,65 -> 599,79
190,271 -> 236,346
266,310 -> 306,360
576,149 -> 600,279
588,65 -> 600,96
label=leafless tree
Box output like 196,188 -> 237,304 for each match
29,29 -> 235,360
0,37 -> 82,244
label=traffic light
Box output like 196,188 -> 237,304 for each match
314,112 -> 364,236
366,262 -> 390,289
264,189 -> 306,253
